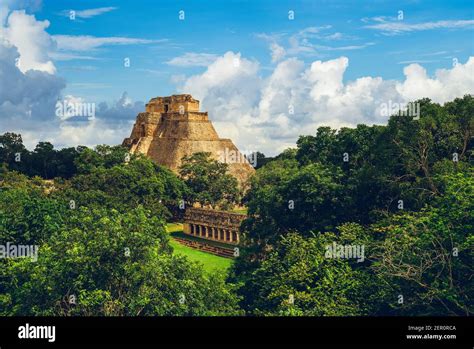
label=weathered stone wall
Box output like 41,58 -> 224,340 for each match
182,207 -> 246,245
146,94 -> 200,113
184,207 -> 245,228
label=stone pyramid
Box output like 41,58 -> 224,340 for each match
122,94 -> 255,184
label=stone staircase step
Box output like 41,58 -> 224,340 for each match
173,237 -> 235,258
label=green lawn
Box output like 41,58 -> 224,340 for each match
165,223 -> 233,274
232,207 -> 248,214
166,223 -> 185,234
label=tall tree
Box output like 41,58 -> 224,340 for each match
179,152 -> 240,210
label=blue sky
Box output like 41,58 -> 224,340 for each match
34,0 -> 474,102
1,0 -> 473,154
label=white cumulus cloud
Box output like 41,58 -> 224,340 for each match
176,52 -> 474,156
1,10 -> 56,73
0,5 -> 143,150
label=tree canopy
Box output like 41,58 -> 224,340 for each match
179,152 -> 240,210
231,96 -> 474,316
0,95 -> 472,316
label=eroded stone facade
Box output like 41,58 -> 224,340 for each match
183,207 -> 246,245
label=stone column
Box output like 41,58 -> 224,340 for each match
235,231 -> 240,244
228,229 -> 233,243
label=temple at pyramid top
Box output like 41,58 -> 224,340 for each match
123,94 -> 255,184
145,94 -> 200,114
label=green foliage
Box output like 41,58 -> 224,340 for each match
0,133 -> 83,179
0,151 -> 239,316
243,159 -> 349,245
0,186 -> 241,316
0,136 -> 142,180
243,97 -> 474,244
74,144 -> 131,175
1,95 -> 472,317
0,186 -> 67,245
232,95 -> 474,316
371,171 -> 474,315
66,156 -> 186,215
179,152 -> 240,209
234,233 -> 366,316
0,133 -> 28,173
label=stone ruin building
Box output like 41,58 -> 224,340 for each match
122,94 -> 255,185
123,95 -> 253,252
